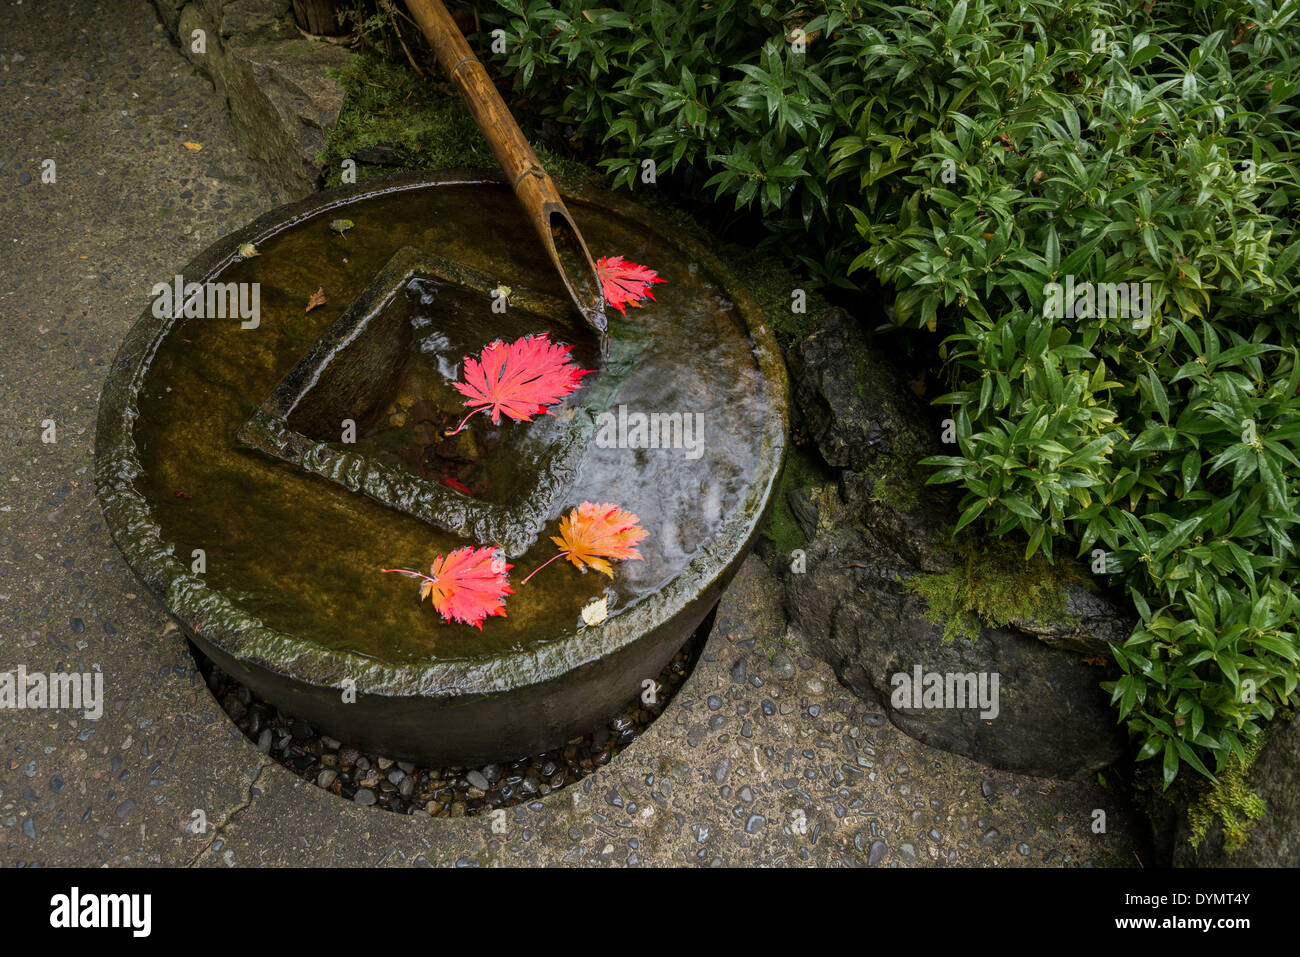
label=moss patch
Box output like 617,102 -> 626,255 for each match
318,54 -> 589,187
1186,737 -> 1267,855
760,443 -> 834,559
724,251 -> 827,347
904,540 -> 1081,643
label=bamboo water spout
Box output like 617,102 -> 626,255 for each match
403,0 -> 608,345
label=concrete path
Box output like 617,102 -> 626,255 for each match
0,0 -> 1144,867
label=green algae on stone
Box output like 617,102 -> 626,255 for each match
760,442 -> 835,559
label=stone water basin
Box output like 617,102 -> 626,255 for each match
96,171 -> 787,766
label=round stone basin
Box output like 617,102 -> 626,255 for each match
96,171 -> 787,766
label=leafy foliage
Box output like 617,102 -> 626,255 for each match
381,546 -> 514,629
478,0 -> 1300,786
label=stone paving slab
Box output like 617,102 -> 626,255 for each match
0,1 -> 1143,868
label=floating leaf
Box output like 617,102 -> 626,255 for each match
580,596 -> 609,626
523,502 -> 648,583
596,255 -> 665,313
330,218 -> 354,235
447,333 -> 592,435
381,546 -> 513,629
182,141 -> 202,152
238,242 -> 260,259
305,287 -> 327,313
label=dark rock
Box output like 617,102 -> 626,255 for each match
787,527 -> 1124,780
867,839 -> 887,866
354,143 -> 401,166
786,307 -> 933,473
782,310 -> 1130,780
160,0 -> 346,200
785,486 -> 822,542
223,39 -> 351,200
1012,583 -> 1138,657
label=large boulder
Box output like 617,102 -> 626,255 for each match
781,308 -> 1133,780
786,513 -> 1126,779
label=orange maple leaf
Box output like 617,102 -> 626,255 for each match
305,287 -> 327,313
522,502 -> 648,583
380,546 -> 513,629
596,255 -> 665,313
447,333 -> 592,435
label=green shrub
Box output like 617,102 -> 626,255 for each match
474,0 -> 1300,787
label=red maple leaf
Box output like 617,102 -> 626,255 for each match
381,546 -> 513,629
596,255 -> 666,314
522,502 -> 648,583
447,333 -> 592,435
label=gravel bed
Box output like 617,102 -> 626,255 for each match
195,623 -> 705,817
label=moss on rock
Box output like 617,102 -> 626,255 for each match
760,443 -> 834,559
318,53 -> 588,187
903,540 -> 1082,643
1185,739 -> 1268,855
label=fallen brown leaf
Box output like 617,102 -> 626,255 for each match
306,287 -> 327,313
